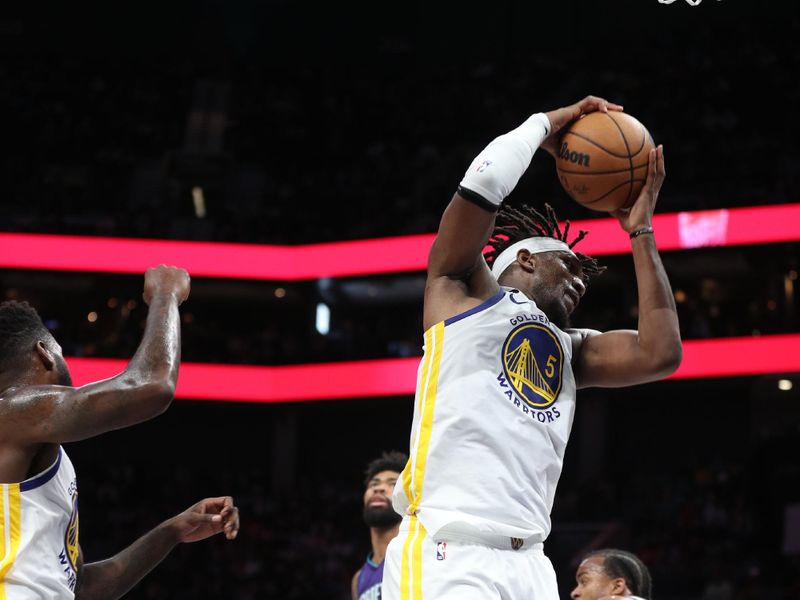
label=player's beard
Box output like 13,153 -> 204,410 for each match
538,297 -> 571,330
363,504 -> 402,529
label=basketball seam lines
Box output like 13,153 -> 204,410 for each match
604,113 -> 636,206
561,131 -> 632,159
557,163 -> 649,176
580,179 -> 638,206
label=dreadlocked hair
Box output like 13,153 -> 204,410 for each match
0,300 -> 50,372
485,203 -> 605,282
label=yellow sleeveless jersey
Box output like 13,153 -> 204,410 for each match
1,447 -> 80,599
393,287 -> 576,543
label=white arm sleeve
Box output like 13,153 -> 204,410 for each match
458,112 -> 551,209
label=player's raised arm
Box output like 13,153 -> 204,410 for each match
0,265 -> 190,444
572,146 -> 682,388
74,497 -> 239,600
425,96 -> 622,329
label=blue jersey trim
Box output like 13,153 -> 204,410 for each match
444,289 -> 505,327
20,447 -> 62,492
365,552 -> 381,569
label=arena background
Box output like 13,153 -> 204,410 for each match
2,0 -> 799,598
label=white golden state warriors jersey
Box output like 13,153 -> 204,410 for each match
1,447 -> 80,599
393,287 -> 577,542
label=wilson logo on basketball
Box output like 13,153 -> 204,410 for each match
558,142 -> 590,168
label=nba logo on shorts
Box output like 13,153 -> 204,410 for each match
436,541 -> 447,560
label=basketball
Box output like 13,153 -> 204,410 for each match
555,111 -> 655,212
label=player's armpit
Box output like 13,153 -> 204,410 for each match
572,326 -> 682,389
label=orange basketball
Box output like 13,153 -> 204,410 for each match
555,111 -> 655,212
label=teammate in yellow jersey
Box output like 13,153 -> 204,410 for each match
382,96 -> 681,599
0,265 -> 239,599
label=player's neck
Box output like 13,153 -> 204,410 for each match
369,523 -> 399,564
0,372 -> 33,395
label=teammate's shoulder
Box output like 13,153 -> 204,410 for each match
1,384 -> 59,408
0,385 -> 24,412
0,384 -> 70,431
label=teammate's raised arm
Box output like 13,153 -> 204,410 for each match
0,264 -> 191,446
0,264 -> 192,599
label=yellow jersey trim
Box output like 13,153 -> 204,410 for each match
0,484 -> 22,599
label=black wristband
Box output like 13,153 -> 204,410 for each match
456,186 -> 501,213
629,226 -> 654,239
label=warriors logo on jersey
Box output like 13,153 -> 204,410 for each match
64,490 -> 79,572
502,322 -> 564,409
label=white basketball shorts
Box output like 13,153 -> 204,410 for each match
382,516 -> 559,600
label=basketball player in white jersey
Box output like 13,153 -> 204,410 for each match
383,96 -> 682,599
0,265 -> 239,599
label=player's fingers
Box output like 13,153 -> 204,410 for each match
192,513 -> 222,524
645,148 -> 657,187
223,507 -> 240,540
650,146 -> 665,190
223,506 -> 239,525
580,96 -> 606,113
610,207 -> 630,219
204,496 -> 233,506
201,497 -> 230,512
581,96 -> 621,114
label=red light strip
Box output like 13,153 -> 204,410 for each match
2,204 -> 799,280
66,334 -> 800,403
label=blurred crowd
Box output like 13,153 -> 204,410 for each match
2,16 -> 799,244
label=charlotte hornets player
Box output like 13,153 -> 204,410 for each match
0,265 -> 239,599
352,451 -> 406,600
383,96 -> 682,599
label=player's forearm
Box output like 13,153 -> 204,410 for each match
430,113 -> 551,278
125,293 -> 182,395
631,234 -> 682,374
76,521 -> 179,600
